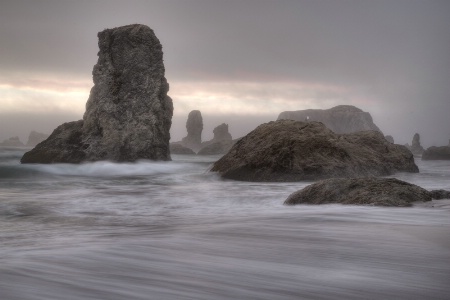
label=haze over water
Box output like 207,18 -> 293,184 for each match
1,147 -> 450,299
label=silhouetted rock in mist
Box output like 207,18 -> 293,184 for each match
26,131 -> 49,147
198,123 -> 234,155
422,146 -> 450,160
170,143 -> 196,155
181,110 -> 203,152
411,133 -> 424,155
284,178 -> 448,207
211,120 -> 418,182
21,24 -> 173,163
277,105 -> 382,134
0,136 -> 24,147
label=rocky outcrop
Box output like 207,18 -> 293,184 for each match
411,133 -> 424,155
21,24 -> 173,163
385,135 -> 394,143
26,131 -> 49,147
277,105 -> 382,134
198,123 -> 234,155
0,136 -> 24,147
170,143 -> 196,155
422,146 -> 450,160
284,178 -> 448,207
181,110 -> 203,152
211,120 -> 418,182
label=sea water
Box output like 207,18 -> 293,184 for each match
1,147 -> 449,300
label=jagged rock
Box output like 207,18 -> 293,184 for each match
211,123 -> 232,142
170,143 -> 196,155
198,123 -> 233,155
26,131 -> 49,147
385,135 -> 394,143
211,120 -> 418,182
411,133 -> 424,155
284,178 -> 434,207
422,146 -> 450,160
21,24 -> 173,163
277,105 -> 382,134
181,110 -> 203,152
0,136 -> 24,147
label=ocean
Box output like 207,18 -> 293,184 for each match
1,146 -> 449,300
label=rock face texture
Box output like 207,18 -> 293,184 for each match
277,105 -> 382,134
21,24 -> 173,163
181,110 -> 203,152
0,137 -> 24,147
26,131 -> 49,147
410,133 -> 424,155
211,120 -> 418,181
284,178 -> 441,207
170,143 -> 196,155
385,135 -> 394,143
422,146 -> 450,160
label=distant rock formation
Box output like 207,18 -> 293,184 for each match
422,146 -> 450,160
277,105 -> 382,134
284,178 -> 449,207
198,123 -> 234,155
211,120 -> 418,181
26,131 -> 49,147
22,24 -> 173,163
410,133 -> 424,155
385,135 -> 394,143
0,136 -> 24,147
180,110 -> 203,152
170,143 -> 196,155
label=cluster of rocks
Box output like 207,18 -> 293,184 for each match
21,24 -> 173,163
171,110 -> 236,155
0,131 -> 49,148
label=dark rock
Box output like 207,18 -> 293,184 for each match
278,105 -> 382,134
284,178 -> 432,207
0,136 -> 24,147
170,143 -> 196,155
211,120 -> 418,182
181,110 -> 203,152
430,189 -> 450,200
22,24 -> 173,164
411,133 -> 424,155
198,123 -> 234,155
197,141 -> 233,155
385,135 -> 394,143
422,146 -> 450,160
26,131 -> 49,147
211,123 -> 232,142
21,121 -> 86,163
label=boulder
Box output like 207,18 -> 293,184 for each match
422,146 -> 450,160
26,131 -> 49,147
181,110 -> 203,152
21,24 -> 173,163
430,189 -> 450,199
170,143 -> 196,155
0,136 -> 24,147
211,120 -> 418,182
277,105 -> 382,134
385,135 -> 394,143
411,133 -> 424,155
284,178 -> 440,207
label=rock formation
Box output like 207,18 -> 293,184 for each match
21,24 -> 173,163
170,143 -> 196,155
211,120 -> 418,181
198,123 -> 234,155
277,105 -> 382,134
422,146 -> 450,160
26,131 -> 49,147
410,133 -> 424,155
385,135 -> 394,143
180,110 -> 203,152
284,178 -> 448,207
0,136 -> 24,147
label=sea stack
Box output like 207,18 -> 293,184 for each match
21,24 -> 173,163
277,105 -> 382,134
26,131 -> 49,147
411,133 -> 424,155
181,110 -> 203,152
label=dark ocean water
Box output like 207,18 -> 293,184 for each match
1,147 -> 449,300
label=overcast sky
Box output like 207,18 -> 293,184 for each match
1,0 -> 449,146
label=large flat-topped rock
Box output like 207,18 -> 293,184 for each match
22,24 -> 173,163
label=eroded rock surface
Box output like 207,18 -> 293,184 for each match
278,105 -> 382,134
211,120 -> 418,181
21,24 -> 173,163
284,178 -> 435,207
